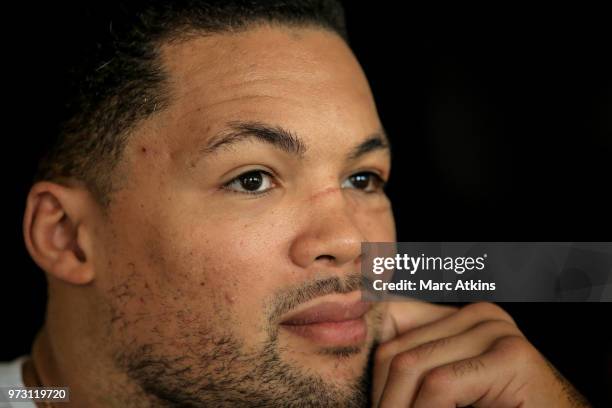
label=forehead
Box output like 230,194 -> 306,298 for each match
152,25 -> 381,152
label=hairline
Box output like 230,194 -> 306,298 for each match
53,21 -> 349,211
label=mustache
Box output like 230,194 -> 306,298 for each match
268,272 -> 364,324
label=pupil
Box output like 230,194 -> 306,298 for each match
240,171 -> 263,191
352,174 -> 370,189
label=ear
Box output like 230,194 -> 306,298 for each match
23,181 -> 99,285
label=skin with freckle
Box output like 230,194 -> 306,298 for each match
29,25 -> 395,407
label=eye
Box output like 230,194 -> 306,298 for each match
342,171 -> 386,193
223,170 -> 276,195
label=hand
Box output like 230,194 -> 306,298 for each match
373,301 -> 591,407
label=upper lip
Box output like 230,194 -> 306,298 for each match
280,299 -> 372,325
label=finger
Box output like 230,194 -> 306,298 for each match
374,301 -> 456,406
373,302 -> 516,406
379,299 -> 457,342
378,319 -> 522,408
412,335 -> 536,408
379,303 -> 516,374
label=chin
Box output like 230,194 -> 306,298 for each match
272,302 -> 381,387
278,330 -> 374,385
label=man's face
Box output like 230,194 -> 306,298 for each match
92,25 -> 395,406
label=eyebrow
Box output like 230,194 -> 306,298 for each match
199,120 -> 390,160
347,132 -> 390,160
201,121 -> 306,157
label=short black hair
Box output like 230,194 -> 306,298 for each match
35,0 -> 348,207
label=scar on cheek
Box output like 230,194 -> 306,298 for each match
308,186 -> 342,202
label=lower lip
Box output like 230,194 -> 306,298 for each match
280,317 -> 367,347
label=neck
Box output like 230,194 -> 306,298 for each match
30,329 -> 62,387
24,329 -> 64,408
30,326 -> 156,408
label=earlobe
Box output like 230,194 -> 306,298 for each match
23,182 -> 96,285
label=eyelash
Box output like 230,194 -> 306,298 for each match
221,169 -> 387,196
222,170 -> 277,196
342,171 -> 387,193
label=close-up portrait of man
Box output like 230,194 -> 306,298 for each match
1,1 -> 610,407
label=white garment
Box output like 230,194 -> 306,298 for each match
0,356 -> 36,408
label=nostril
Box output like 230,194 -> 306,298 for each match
315,254 -> 335,262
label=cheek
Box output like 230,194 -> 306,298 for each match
171,221 -> 281,289
96,218 -> 284,354
141,217 -> 284,335
351,196 -> 396,242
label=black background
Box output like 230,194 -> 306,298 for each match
3,2 -> 611,406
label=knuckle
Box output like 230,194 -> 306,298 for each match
474,318 -> 520,336
385,337 -> 454,374
413,336 -> 451,360
469,301 -> 502,315
374,341 -> 397,365
494,335 -> 535,360
389,337 -> 451,372
421,367 -> 452,393
465,302 -> 514,323
389,350 -> 421,374
450,358 -> 486,378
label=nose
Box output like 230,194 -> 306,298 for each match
289,188 -> 367,269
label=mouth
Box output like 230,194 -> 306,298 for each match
279,294 -> 371,347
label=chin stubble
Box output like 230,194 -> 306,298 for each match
114,327 -> 372,407
111,273 -> 381,407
